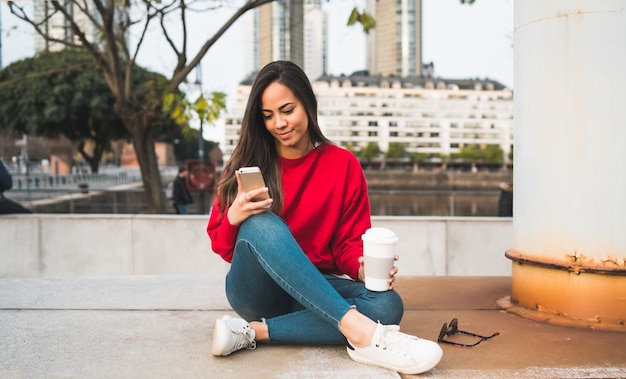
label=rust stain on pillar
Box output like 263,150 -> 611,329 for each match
499,250 -> 626,332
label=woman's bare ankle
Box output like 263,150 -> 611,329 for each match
250,321 -> 269,341
339,309 -> 377,348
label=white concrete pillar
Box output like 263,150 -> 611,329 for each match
507,1 -> 626,330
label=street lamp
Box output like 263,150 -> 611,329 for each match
194,63 -> 205,214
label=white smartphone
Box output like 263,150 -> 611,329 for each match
238,166 -> 270,202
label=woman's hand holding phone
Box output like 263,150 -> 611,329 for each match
227,168 -> 273,226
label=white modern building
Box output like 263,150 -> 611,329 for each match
222,73 -> 514,162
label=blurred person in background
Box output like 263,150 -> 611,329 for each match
497,182 -> 513,217
172,166 -> 193,214
0,159 -> 32,214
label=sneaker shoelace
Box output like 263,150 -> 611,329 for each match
228,320 -> 257,351
376,325 -> 420,357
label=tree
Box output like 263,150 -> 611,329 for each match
455,144 -> 504,164
483,144 -> 504,163
360,142 -> 382,160
385,142 -> 406,159
161,90 -> 226,163
410,152 -> 429,164
0,49 -> 174,173
8,1 -> 373,213
7,1 -> 270,213
457,144 -> 483,163
410,152 -> 429,172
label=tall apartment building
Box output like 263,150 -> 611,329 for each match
366,0 -> 422,77
253,0 -> 304,71
33,1 -> 98,53
247,0 -> 326,80
222,75 -> 514,162
303,0 -> 327,80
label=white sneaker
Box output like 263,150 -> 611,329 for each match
211,315 -> 257,356
347,322 -> 443,374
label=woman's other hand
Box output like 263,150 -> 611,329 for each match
227,171 -> 273,226
357,256 -> 399,290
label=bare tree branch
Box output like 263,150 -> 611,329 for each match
128,2 -> 159,64
169,0 -> 276,89
73,0 -> 105,31
47,1 -> 112,75
157,9 -> 184,68
178,0 -> 189,74
8,2 -> 82,49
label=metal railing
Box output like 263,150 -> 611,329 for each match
7,188 -> 149,214
5,187 -> 504,217
11,171 -> 141,191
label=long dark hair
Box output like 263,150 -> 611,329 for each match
217,61 -> 330,213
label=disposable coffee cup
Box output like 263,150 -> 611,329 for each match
362,227 -> 398,292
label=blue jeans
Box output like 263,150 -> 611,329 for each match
174,203 -> 189,214
225,212 -> 404,344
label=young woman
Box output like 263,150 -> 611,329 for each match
206,61 -> 442,374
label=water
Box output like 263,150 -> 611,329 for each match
13,188 -> 502,216
369,190 -> 501,217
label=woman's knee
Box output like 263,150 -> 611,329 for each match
359,290 -> 404,325
238,213 -> 299,256
239,212 -> 287,237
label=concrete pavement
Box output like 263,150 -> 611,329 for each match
1,275 -> 625,378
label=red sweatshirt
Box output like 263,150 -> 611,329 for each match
206,144 -> 371,280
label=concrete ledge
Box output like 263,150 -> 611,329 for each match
0,275 -> 399,379
0,275 -> 229,310
2,275 -> 625,379
0,214 -> 512,278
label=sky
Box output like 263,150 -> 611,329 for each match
1,0 -> 513,143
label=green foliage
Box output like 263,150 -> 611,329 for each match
410,152 -> 429,164
0,50 -> 127,172
455,144 -> 504,163
435,153 -> 450,162
386,142 -> 406,159
194,91 -> 227,124
483,144 -> 504,163
162,91 -> 189,125
163,90 -> 227,127
0,49 -> 177,172
159,89 -> 226,162
347,7 -> 376,34
457,144 -> 483,162
348,8 -> 359,25
360,142 -> 382,159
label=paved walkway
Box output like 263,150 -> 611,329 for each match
1,276 -> 625,378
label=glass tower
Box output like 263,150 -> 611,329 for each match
367,0 -> 422,77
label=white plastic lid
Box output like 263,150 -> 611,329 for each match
361,227 -> 398,244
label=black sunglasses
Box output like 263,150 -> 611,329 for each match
438,318 -> 500,347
